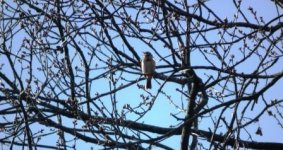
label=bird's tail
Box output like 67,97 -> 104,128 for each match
145,77 -> 152,89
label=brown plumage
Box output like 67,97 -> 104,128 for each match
141,52 -> 155,89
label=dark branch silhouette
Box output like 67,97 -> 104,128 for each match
1,0 -> 283,149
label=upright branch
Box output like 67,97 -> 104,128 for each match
180,69 -> 204,150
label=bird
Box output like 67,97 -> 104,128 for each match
141,52 -> 155,89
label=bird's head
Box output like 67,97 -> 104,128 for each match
143,51 -> 153,60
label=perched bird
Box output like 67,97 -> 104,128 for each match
141,52 -> 155,89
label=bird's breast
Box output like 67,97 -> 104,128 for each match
141,60 -> 155,74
